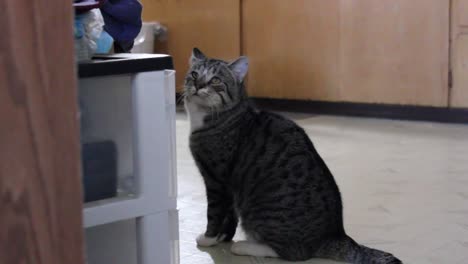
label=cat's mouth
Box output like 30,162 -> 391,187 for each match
185,87 -> 210,101
193,90 -> 209,98
183,89 -> 197,98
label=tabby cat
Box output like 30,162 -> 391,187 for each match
184,48 -> 402,264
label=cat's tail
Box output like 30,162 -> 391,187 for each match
314,235 -> 402,264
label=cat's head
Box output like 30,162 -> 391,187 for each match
183,48 -> 249,109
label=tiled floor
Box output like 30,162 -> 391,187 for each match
176,110 -> 468,264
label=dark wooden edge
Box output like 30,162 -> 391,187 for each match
79,54 -> 174,78
252,98 -> 468,124
176,93 -> 468,124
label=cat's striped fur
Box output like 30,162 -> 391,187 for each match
184,48 -> 402,264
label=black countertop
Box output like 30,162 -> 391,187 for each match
78,53 -> 174,78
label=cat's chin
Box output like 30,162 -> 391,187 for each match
196,233 -> 226,247
186,95 -> 204,104
186,98 -> 218,112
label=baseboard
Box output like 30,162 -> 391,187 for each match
175,93 -> 468,124
252,98 -> 468,124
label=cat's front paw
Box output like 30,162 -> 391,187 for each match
196,233 -> 226,247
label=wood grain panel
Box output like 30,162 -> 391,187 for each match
451,0 -> 468,38
340,0 -> 449,106
454,0 -> 468,27
141,0 -> 240,91
451,34 -> 468,107
242,0 -> 340,100
0,1 -> 84,264
450,0 -> 468,107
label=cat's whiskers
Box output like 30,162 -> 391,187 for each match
177,85 -> 190,105
208,98 -> 216,120
210,97 -> 221,121
176,91 -> 187,105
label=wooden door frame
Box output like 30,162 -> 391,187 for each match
0,1 -> 85,264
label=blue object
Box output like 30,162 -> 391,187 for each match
74,14 -> 86,39
95,31 -> 114,53
100,0 -> 142,49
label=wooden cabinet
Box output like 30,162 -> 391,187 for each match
242,0 -> 341,101
141,0 -> 240,91
450,0 -> 468,107
242,0 -> 450,106
141,0 -> 455,107
339,0 -> 449,106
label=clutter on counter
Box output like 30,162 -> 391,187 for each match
74,0 -> 154,61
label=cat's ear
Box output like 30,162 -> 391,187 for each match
228,56 -> 249,82
190,47 -> 206,65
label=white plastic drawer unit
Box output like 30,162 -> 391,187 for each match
78,54 -> 178,264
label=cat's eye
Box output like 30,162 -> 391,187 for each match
210,77 -> 221,85
191,71 -> 198,79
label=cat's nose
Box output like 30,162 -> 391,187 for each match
195,84 -> 205,91
193,87 -> 202,95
